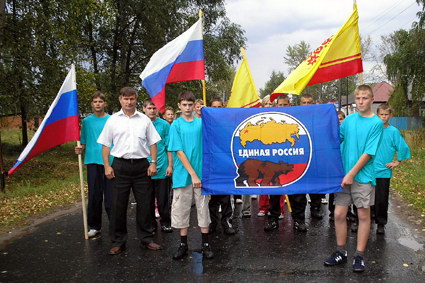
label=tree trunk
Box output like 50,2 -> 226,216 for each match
20,99 -> 28,146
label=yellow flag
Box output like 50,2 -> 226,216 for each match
271,4 -> 362,100
227,48 -> 261,108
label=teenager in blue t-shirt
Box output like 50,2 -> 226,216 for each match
168,91 -> 213,260
142,99 -> 173,233
75,92 -> 113,238
324,85 -> 383,273
374,104 -> 410,234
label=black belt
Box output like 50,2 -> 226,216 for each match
116,157 -> 147,163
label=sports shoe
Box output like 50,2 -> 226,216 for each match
352,255 -> 365,272
264,221 -> 278,232
88,229 -> 100,238
321,198 -> 328,204
377,224 -> 385,234
235,198 -> 243,204
351,222 -> 358,233
161,225 -> 173,233
155,208 -> 160,218
202,243 -> 214,259
251,195 -> 258,199
172,243 -> 188,260
278,213 -> 284,220
294,221 -> 307,232
324,250 -> 347,266
311,209 -> 323,220
242,211 -> 251,218
257,210 -> 267,217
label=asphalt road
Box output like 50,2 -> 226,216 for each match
1,196 -> 424,282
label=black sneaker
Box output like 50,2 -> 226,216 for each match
161,225 -> 173,233
377,224 -> 385,235
294,221 -> 307,232
223,225 -> 236,235
351,222 -> 358,233
324,250 -> 347,266
311,209 -> 323,220
264,221 -> 279,232
202,243 -> 214,259
352,255 -> 365,272
172,243 -> 188,260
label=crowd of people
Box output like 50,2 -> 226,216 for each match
75,84 -> 410,273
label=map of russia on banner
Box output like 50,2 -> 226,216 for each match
202,104 -> 344,195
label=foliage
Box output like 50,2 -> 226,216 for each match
259,71 -> 285,98
391,129 -> 425,216
0,0 -> 246,138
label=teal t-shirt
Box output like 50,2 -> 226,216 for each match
340,113 -> 383,186
81,114 -> 113,165
148,118 -> 170,179
168,117 -> 202,188
374,125 -> 411,178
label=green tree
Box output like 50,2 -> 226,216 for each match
259,71 -> 285,98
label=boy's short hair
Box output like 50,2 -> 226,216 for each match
377,103 -> 392,114
354,85 -> 373,98
178,90 -> 196,103
277,94 -> 289,102
210,97 -> 223,106
92,91 -> 106,102
195,99 -> 204,105
120,87 -> 138,98
301,93 -> 313,100
164,106 -> 174,113
143,99 -> 155,108
262,95 -> 273,106
337,110 -> 346,118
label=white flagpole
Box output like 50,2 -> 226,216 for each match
72,64 -> 89,240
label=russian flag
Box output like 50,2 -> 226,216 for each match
8,65 -> 80,176
140,18 -> 205,113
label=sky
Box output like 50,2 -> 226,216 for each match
224,0 -> 421,90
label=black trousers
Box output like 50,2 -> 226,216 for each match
151,177 -> 171,226
87,164 -> 113,231
374,178 -> 391,225
267,195 -> 282,222
110,158 -> 155,247
309,194 -> 324,211
288,194 -> 307,222
209,195 -> 233,228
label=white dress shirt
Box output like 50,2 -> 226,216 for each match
97,109 -> 161,159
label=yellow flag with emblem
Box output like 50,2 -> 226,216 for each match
227,48 -> 261,108
271,4 -> 363,101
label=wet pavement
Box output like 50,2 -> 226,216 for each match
1,197 -> 425,282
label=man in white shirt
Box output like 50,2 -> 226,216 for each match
98,87 -> 162,255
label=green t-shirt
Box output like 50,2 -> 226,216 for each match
81,114 -> 113,165
374,125 -> 410,178
340,113 -> 383,186
148,118 -> 170,179
168,117 -> 202,188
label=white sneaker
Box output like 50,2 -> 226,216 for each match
88,229 -> 100,238
321,198 -> 328,204
251,195 -> 258,199
279,214 -> 284,220
235,199 -> 243,204
257,211 -> 266,217
155,209 -> 160,218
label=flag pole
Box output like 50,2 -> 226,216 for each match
77,140 -> 89,240
199,10 -> 207,103
354,0 -> 364,85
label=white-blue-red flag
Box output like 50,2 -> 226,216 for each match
139,18 -> 205,113
8,65 -> 80,175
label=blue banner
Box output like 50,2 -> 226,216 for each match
202,104 -> 344,195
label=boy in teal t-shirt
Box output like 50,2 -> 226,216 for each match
324,85 -> 383,273
168,91 -> 213,260
75,92 -> 113,238
374,104 -> 410,234
142,99 -> 173,233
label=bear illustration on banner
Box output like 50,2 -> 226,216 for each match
231,112 -> 312,188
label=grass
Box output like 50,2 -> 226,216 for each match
391,129 -> 425,215
0,129 -> 85,233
